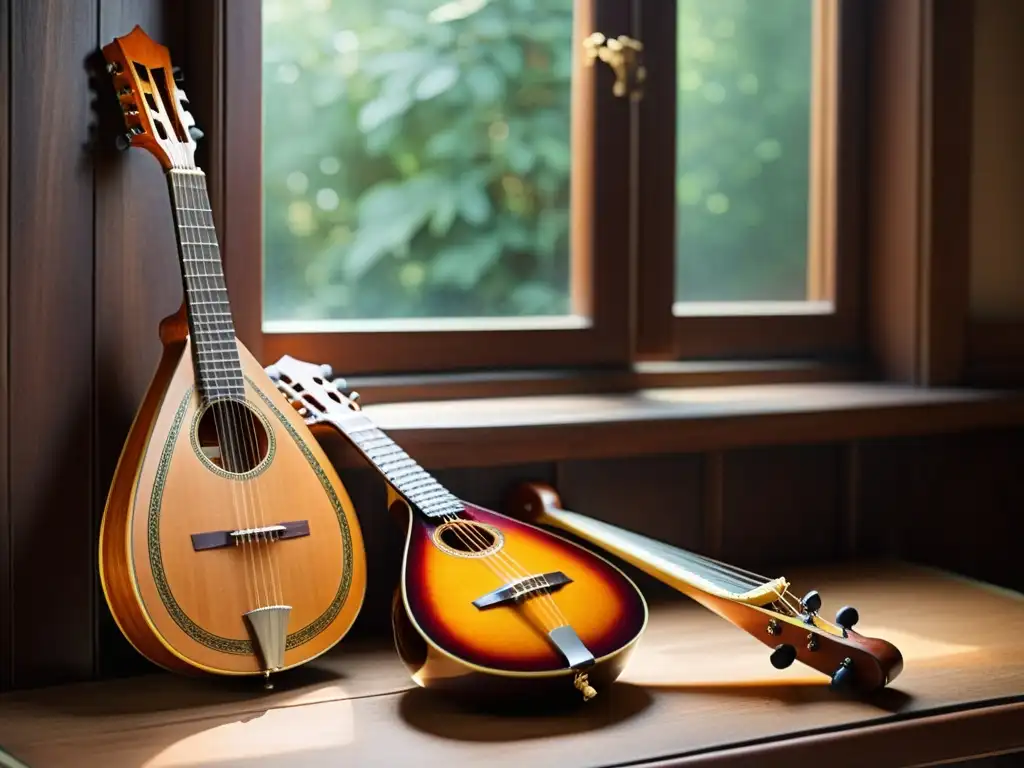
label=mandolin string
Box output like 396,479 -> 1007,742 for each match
437,508 -> 571,632
177,169 -> 270,612
589,522 -> 814,620
175,169 -> 264,610
192,174 -> 286,611
348,419 -> 569,632
439,513 -> 570,633
172,169 -> 254,612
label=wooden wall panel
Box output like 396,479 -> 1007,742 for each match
858,430 -> 1024,592
0,0 -> 11,692
720,445 -> 843,570
93,0 -> 187,679
8,0 -> 98,689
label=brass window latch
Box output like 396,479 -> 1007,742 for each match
582,32 -> 646,101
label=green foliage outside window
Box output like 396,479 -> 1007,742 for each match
262,0 -> 813,322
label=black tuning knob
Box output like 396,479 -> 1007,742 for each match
830,658 -> 854,691
172,65 -> 184,84
115,132 -> 133,151
800,590 -> 822,614
188,125 -> 204,142
836,605 -> 859,631
770,643 -> 797,670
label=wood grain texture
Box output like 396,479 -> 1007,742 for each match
0,563 -> 1021,767
867,0 -> 926,382
94,0 -> 188,681
8,0 -> 97,688
0,0 -> 10,693
867,0 -> 975,384
921,0 -> 974,384
720,445 -> 842,569
0,0 -> 8,696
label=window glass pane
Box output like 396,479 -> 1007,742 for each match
675,0 -> 814,302
262,0 -> 576,323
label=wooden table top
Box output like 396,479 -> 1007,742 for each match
1,562 -> 1022,768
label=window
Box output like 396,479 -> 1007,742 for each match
216,0 -> 864,382
636,0 -> 862,359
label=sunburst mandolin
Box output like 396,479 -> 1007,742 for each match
97,27 -> 367,685
507,482 -> 904,693
265,356 -> 648,704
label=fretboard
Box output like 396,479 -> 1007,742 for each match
332,413 -> 463,519
168,169 -> 243,402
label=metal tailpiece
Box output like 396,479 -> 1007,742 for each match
244,605 -> 292,675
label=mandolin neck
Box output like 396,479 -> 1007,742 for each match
167,168 -> 243,403
323,410 -> 462,519
534,507 -> 785,608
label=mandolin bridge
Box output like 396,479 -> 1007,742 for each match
472,571 -> 572,609
190,520 -> 309,551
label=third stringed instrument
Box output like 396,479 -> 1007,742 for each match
265,356 -> 648,703
507,482 -> 904,693
97,27 -> 366,685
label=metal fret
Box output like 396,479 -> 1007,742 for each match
168,169 -> 244,403
334,419 -> 461,518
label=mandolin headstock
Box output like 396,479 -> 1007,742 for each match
100,25 -> 202,170
265,355 -> 363,428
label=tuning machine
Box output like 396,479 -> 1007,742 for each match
115,125 -> 144,151
835,605 -> 859,631
800,590 -> 822,619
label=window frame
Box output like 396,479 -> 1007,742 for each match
633,0 -> 867,362
182,0 -> 983,398
197,0 -> 636,376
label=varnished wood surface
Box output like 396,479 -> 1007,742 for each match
348,382 -> 1024,469
1,563 -> 1021,767
101,335 -> 367,675
8,0 -> 98,688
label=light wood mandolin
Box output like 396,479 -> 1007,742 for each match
265,356 -> 648,704
507,482 -> 904,693
97,27 -> 367,685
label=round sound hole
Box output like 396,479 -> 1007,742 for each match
192,398 -> 274,479
432,521 -> 504,559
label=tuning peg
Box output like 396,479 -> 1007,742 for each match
332,377 -> 349,392
829,658 -> 854,691
188,125 -> 204,142
115,126 -> 142,151
835,605 -> 859,631
122,105 -> 139,117
105,61 -> 122,75
348,391 -> 361,405
172,65 -> 184,84
318,363 -> 334,379
118,85 -> 132,96
265,365 -> 281,382
800,590 -> 822,615
769,643 -> 796,670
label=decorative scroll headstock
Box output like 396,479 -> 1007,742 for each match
265,355 -> 364,427
100,25 -> 202,170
